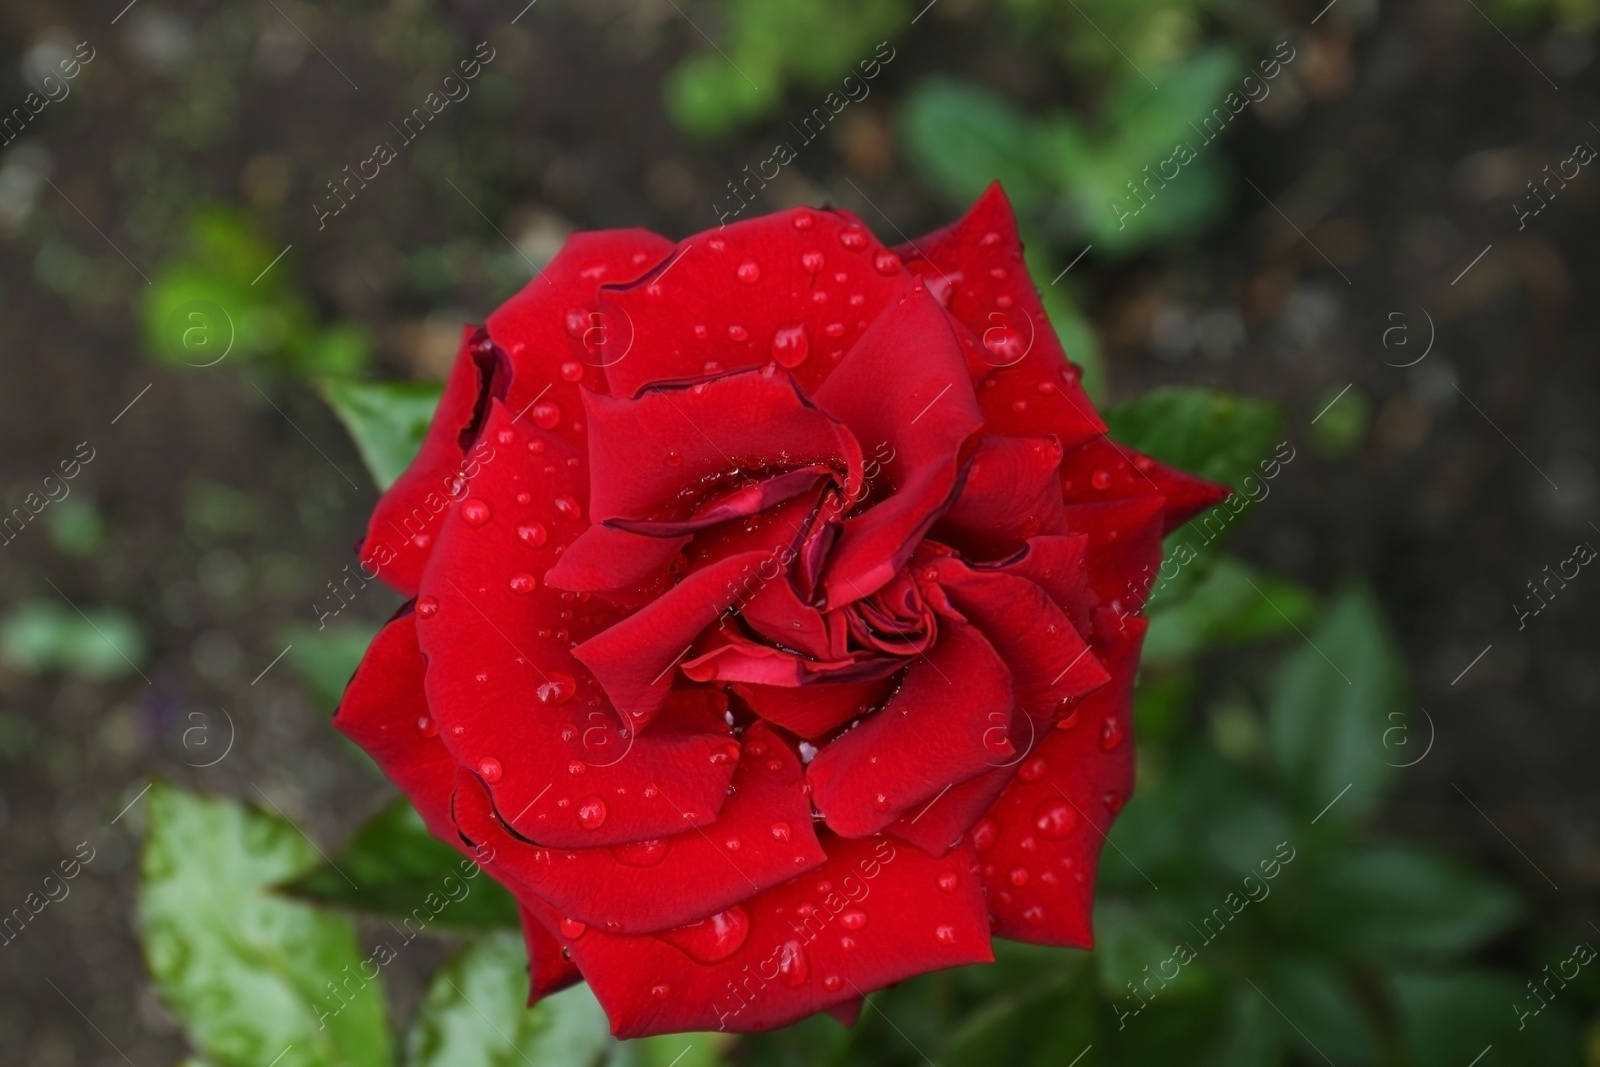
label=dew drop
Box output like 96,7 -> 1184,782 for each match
727,324 -> 749,342
559,917 -> 587,939
1008,866 -> 1030,886
839,908 -> 868,931
770,323 -> 810,367
517,522 -> 549,548
1019,756 -> 1047,783
839,227 -> 867,251
650,983 -> 671,999
461,499 -> 492,526
1100,715 -> 1125,751
567,760 -> 586,776
801,250 -> 825,274
478,757 -> 503,783
1104,791 -> 1125,813
509,572 -> 537,595
777,940 -> 810,986
495,427 -> 517,446
769,821 -> 792,842
838,935 -> 856,950
936,871 -> 959,892
416,716 -> 437,736
564,308 -> 588,337
532,402 -> 562,430
1090,469 -> 1111,490
665,449 -> 683,467
823,975 -> 842,992
614,838 -> 671,867
1033,800 -> 1078,839
661,906 -> 751,963
1023,905 -> 1046,925
537,672 -> 577,706
577,796 -> 608,829
971,817 -> 998,853
872,793 -> 891,812
553,495 -> 582,521
560,361 -> 584,383
873,250 -> 901,274
736,259 -> 761,284
983,326 -> 1026,362
793,210 -> 815,230
415,596 -> 439,618
935,924 -> 957,945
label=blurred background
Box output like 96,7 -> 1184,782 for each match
2,0 -> 1599,1064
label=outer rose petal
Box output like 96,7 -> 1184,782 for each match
520,904 -> 584,1002
1063,497 -> 1166,619
332,608 -> 461,842
807,620 -> 1017,837
358,329 -> 503,596
933,435 -> 1069,560
894,183 -> 1103,449
599,207 -> 913,399
1059,435 -> 1230,533
543,836 -> 992,1037
979,611 -> 1147,945
487,227 -> 676,449
416,400 -> 737,847
813,289 -> 985,608
453,723 -> 826,935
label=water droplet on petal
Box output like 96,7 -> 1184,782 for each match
661,906 -> 751,963
560,361 -> 585,382
801,250 -> 825,274
777,939 -> 810,986
665,449 -> 683,467
509,572 -> 537,594
1104,791 -> 1125,813
416,716 -> 437,736
461,499 -> 492,526
839,227 -> 867,251
532,402 -> 562,430
937,871 -> 959,892
650,982 -> 672,999
1091,469 -> 1112,490
577,796 -> 608,829
614,838 -> 671,867
935,924 -> 957,945
872,793 -> 891,811
537,672 -> 577,706
1101,715 -> 1125,750
559,917 -> 587,939
736,259 -> 761,284
1019,757 -> 1047,782
554,495 -> 582,521
416,596 -> 439,618
1023,905 -> 1046,925
793,210 -> 815,230
971,817 -> 998,853
840,908 -> 868,931
478,757 -> 502,783
771,323 -> 810,367
769,821 -> 791,842
1009,866 -> 1030,886
517,522 -> 548,548
823,975 -> 842,992
873,250 -> 901,274
1033,800 -> 1078,839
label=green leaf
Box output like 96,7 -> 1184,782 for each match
1094,900 -> 1207,999
1309,383 -> 1369,459
1265,586 -> 1407,821
899,79 -> 1059,216
611,1033 -> 733,1067
406,933 -> 612,1067
317,379 -> 444,491
282,798 -> 519,931
279,622 -> 381,712
0,599 -> 145,680
941,967 -> 1095,1067
138,784 -> 392,1067
1103,387 -> 1284,490
1390,969 -> 1581,1067
1295,844 -> 1521,965
1258,959 -> 1381,1066
1143,558 -> 1317,667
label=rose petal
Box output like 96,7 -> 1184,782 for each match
455,722 -> 826,934
807,620 -> 1018,837
895,183 -> 1104,449
732,675 -> 897,740
1059,435 -> 1231,534
544,836 -> 992,1037
1062,497 -> 1166,621
814,290 -> 985,609
332,609 -> 460,841
934,434 -> 1069,559
358,328 -> 506,596
599,207 -> 912,400
519,903 -> 584,1002
489,227 -> 676,447
979,610 -> 1146,946
416,401 -> 737,847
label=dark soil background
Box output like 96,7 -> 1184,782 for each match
0,0 -> 1595,1063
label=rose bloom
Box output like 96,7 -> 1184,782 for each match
336,185 -> 1225,1037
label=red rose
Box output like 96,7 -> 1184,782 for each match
335,184 -> 1226,1037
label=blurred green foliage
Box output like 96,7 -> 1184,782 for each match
0,600 -> 145,679
666,0 -> 907,138
900,49 -> 1241,255
318,380 -> 444,492
140,209 -> 370,378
